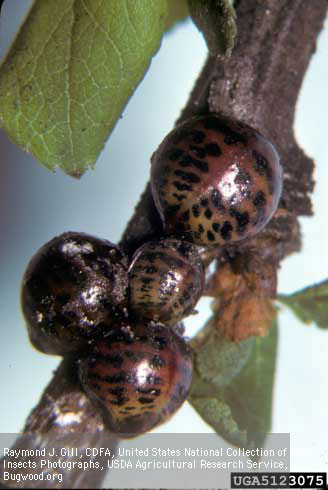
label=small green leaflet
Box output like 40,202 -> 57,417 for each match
278,279 -> 328,329
189,319 -> 278,452
0,0 -> 167,177
188,0 -> 237,56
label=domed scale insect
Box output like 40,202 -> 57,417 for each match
21,232 -> 129,355
78,322 -> 193,435
151,115 -> 283,246
128,239 -> 205,325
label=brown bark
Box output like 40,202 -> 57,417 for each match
1,0 -> 327,488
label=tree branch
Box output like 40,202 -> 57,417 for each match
1,0 -> 327,488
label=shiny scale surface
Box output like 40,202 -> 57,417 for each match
21,232 -> 128,355
151,115 -> 282,246
79,322 -> 193,435
128,239 -> 205,325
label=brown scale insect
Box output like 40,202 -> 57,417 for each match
21,232 -> 128,355
151,115 -> 283,246
128,239 -> 205,325
78,322 -> 193,435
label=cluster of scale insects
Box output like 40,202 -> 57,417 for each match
21,115 -> 283,435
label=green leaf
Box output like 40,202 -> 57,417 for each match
189,319 -> 278,451
191,395 -> 247,448
278,279 -> 328,329
188,0 -> 237,56
0,0 -> 167,177
165,0 -> 189,32
194,328 -> 255,387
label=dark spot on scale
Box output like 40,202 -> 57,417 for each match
167,204 -> 181,216
160,249 -> 177,262
224,133 -> 246,145
189,145 -> 206,159
141,277 -> 154,285
138,387 -> 161,396
180,154 -> 209,173
253,190 -> 267,207
198,224 -> 205,234
138,397 -> 154,404
191,158 -> 209,173
203,117 -> 247,145
205,142 -> 221,156
109,397 -> 129,406
168,148 -> 184,161
91,372 -> 127,384
173,181 -> 192,192
181,210 -> 190,222
153,336 -> 168,350
190,130 -> 206,143
108,386 -> 124,395
172,193 -> 187,202
192,204 -> 200,217
252,206 -> 266,227
97,354 -> 124,369
235,168 -> 252,186
174,169 -> 201,184
221,221 -> 233,241
151,355 -> 166,368
141,251 -> 157,262
253,150 -> 273,191
124,406 -> 136,411
144,265 -> 158,274
253,150 -> 268,175
211,190 -> 225,212
204,208 -> 212,220
229,208 -> 250,234
207,231 -> 215,241
125,372 -> 141,385
146,375 -> 163,385
200,198 -> 209,207
212,222 -> 220,232
179,154 -> 192,167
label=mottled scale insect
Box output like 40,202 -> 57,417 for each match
128,239 -> 205,325
21,232 -> 128,355
78,322 -> 193,435
151,115 -> 283,246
